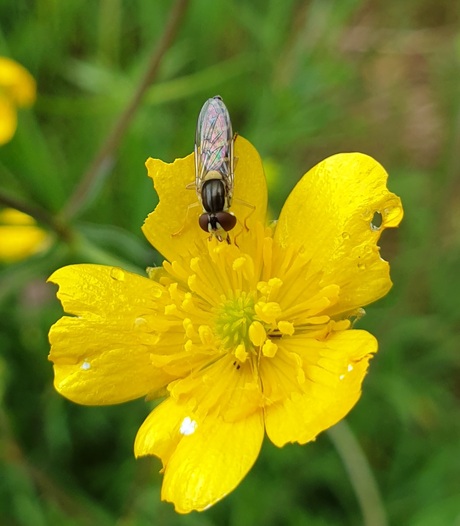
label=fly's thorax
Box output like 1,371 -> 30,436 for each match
201,170 -> 223,182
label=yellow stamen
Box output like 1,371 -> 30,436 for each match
277,320 -> 295,335
261,236 -> 273,281
164,304 -> 178,316
235,344 -> 248,362
333,319 -> 351,331
249,321 -> 267,347
257,277 -> 283,299
255,301 -> 281,324
262,339 -> 278,357
199,325 -> 215,346
183,318 -> 196,339
232,255 -> 255,282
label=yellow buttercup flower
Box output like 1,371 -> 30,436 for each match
0,57 -> 36,145
48,137 -> 403,513
0,208 -> 49,262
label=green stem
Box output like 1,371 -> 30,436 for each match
0,189 -> 72,242
61,0 -> 191,220
327,420 -> 388,526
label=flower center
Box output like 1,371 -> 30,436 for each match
214,292 -> 256,350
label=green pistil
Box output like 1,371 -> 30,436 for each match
214,292 -> 256,349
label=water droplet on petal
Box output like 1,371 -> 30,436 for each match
81,360 -> 91,371
339,374 -> 345,381
370,211 -> 383,231
180,416 -> 198,436
110,267 -> 125,281
134,317 -> 147,327
347,363 -> 354,372
341,232 -> 350,240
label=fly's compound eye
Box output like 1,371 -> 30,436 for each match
199,213 -> 210,233
198,212 -> 237,234
215,212 -> 237,232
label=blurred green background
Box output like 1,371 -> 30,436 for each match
1,1 -> 460,525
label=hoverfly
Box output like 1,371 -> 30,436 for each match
195,96 -> 236,242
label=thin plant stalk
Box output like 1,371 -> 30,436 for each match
328,420 -> 388,526
61,0 -> 190,221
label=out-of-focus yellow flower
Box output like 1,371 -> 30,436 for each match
48,137 -> 403,513
0,57 -> 36,145
0,208 -> 48,262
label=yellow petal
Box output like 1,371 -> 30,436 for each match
0,57 -> 36,107
0,209 -> 48,261
163,410 -> 263,513
168,354 -> 263,422
0,95 -> 17,145
263,330 -> 377,446
274,153 -> 403,312
134,397 -> 188,465
135,397 -> 264,513
142,136 -> 267,262
48,264 -> 174,404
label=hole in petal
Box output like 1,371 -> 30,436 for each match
370,211 -> 383,231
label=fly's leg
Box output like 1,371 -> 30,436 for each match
172,201 -> 200,237
233,198 -> 256,230
231,198 -> 258,247
171,182 -> 196,237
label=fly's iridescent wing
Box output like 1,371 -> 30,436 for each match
195,96 -> 234,202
